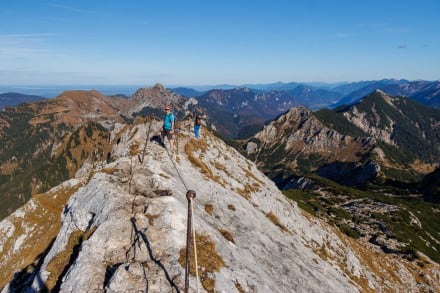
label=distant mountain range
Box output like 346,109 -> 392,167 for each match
334,80 -> 440,107
2,79 -> 440,113
172,79 -> 440,110
0,93 -> 46,110
169,87 -> 206,97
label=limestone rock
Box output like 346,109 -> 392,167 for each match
1,122 -> 439,293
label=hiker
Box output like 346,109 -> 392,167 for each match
161,105 -> 175,151
194,114 -> 202,139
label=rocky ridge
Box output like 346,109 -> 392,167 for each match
1,120 -> 439,292
124,83 -> 199,118
341,90 -> 440,165
246,106 -> 378,185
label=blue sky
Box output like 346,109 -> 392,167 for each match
1,0 -> 439,86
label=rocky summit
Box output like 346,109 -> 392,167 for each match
1,119 -> 439,292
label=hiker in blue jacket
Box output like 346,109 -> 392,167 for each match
161,105 -> 175,152
194,114 -> 202,139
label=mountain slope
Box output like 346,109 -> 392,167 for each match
169,87 -> 205,97
340,90 -> 440,166
0,93 -> 46,110
410,82 -> 440,108
1,121 -> 438,292
287,84 -> 343,109
197,87 -> 299,137
239,93 -> 440,266
0,90 -> 125,220
244,90 -> 440,185
334,79 -> 408,106
245,106 -> 377,186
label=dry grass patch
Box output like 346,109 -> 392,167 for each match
185,141 -> 225,187
0,184 -> 80,288
315,243 -> 329,261
87,170 -> 98,183
237,183 -> 260,200
33,185 -> 81,215
266,211 -> 288,232
46,228 -> 96,290
242,167 -> 264,187
158,173 -> 170,179
87,167 -> 117,183
128,126 -> 139,140
410,160 -> 437,174
145,214 -> 160,225
101,168 -> 118,175
214,161 -> 231,177
179,233 -> 226,292
129,142 -> 141,156
185,142 -> 212,176
0,160 -> 18,175
204,204 -> 214,215
190,138 -> 209,153
218,228 -> 234,243
28,117 -> 52,126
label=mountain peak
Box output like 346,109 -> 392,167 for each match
152,82 -> 166,91
373,88 -> 387,95
235,87 -> 251,92
125,84 -> 190,117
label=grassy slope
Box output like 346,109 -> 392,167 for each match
283,176 -> 440,263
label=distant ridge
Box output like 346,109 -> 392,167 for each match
333,79 -> 440,108
0,92 -> 46,110
169,87 -> 205,97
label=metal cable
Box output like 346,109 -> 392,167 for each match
164,143 -> 190,192
191,200 -> 200,293
152,119 -> 201,292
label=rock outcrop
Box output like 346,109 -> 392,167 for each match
246,107 -> 378,186
1,120 -> 439,292
124,83 -> 198,118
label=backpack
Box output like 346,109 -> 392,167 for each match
195,115 -> 202,126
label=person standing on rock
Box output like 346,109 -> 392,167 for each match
161,105 -> 175,152
194,114 -> 202,139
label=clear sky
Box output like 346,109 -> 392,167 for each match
1,0 -> 439,86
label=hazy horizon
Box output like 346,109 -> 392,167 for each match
1,77 -> 439,98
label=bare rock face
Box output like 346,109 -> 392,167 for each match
1,121 -> 439,292
253,107 -> 375,156
124,83 -> 188,117
246,107 -> 379,186
343,104 -> 396,145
